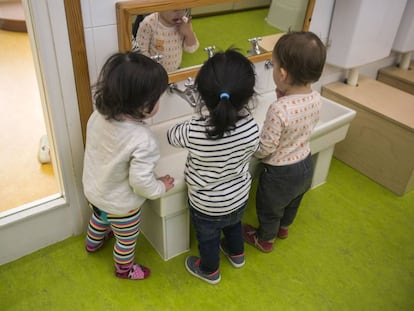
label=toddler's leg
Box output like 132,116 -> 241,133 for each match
255,171 -> 287,241
110,209 -> 150,280
86,208 -> 111,252
221,220 -> 245,268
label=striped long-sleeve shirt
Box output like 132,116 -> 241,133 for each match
167,113 -> 259,216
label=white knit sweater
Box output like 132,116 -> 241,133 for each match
82,111 -> 166,215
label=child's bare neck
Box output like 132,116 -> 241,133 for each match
284,84 -> 312,96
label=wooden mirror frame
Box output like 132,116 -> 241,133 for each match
116,0 -> 315,83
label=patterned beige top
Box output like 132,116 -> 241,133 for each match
255,90 -> 321,165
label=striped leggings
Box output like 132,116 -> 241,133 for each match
86,206 -> 141,266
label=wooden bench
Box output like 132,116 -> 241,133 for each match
322,75 -> 414,196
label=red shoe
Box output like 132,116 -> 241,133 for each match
278,227 -> 289,239
242,224 -> 274,253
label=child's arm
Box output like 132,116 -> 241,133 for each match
177,17 -> 199,53
167,120 -> 191,148
254,105 -> 284,159
130,139 -> 174,199
136,19 -> 153,56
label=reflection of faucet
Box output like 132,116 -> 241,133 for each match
264,59 -> 273,70
150,54 -> 164,63
168,77 -> 197,107
248,37 -> 262,55
203,46 -> 216,58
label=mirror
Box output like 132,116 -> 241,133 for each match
116,0 -> 315,83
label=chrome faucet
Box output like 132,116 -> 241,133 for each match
264,59 -> 273,69
203,46 -> 216,58
248,37 -> 262,55
150,54 -> 164,63
168,77 -> 197,107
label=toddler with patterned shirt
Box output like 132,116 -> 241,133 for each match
137,9 -> 199,72
243,31 -> 327,253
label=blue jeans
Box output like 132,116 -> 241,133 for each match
189,202 -> 247,273
256,153 -> 314,241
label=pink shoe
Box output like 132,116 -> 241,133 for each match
115,263 -> 150,280
278,227 -> 289,239
242,224 -> 274,253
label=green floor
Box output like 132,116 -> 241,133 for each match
1,158 -> 413,310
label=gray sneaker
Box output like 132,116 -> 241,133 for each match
185,256 -> 221,284
220,239 -> 245,268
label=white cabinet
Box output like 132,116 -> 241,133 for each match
140,190 -> 190,261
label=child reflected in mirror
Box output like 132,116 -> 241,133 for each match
136,9 -> 199,72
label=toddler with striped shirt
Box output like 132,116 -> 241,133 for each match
167,49 -> 260,284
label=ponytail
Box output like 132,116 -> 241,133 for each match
195,49 -> 256,139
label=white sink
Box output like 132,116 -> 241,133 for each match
152,92 -> 356,193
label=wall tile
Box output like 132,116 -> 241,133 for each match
80,0 -> 92,28
89,0 -> 117,27
83,28 -> 97,85
91,25 -> 119,84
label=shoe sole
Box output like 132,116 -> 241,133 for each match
219,243 -> 245,268
185,257 -> 221,285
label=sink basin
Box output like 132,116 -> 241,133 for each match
151,91 -> 356,192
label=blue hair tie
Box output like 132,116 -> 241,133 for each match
219,92 -> 230,100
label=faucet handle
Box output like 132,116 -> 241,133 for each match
248,37 -> 262,55
248,37 -> 262,44
203,46 -> 216,58
150,54 -> 164,63
264,59 -> 273,69
184,77 -> 195,88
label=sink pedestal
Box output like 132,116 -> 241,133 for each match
140,189 -> 190,261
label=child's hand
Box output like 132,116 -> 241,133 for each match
276,88 -> 286,99
177,16 -> 194,37
159,175 -> 175,191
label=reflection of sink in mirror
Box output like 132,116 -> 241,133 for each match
137,8 -> 282,72
142,88 -> 355,261
181,8 -> 282,68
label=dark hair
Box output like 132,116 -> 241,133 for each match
273,31 -> 326,86
93,51 -> 168,120
195,49 -> 256,139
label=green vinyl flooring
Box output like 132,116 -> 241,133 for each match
1,158 -> 413,311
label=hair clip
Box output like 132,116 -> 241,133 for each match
219,92 -> 230,100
